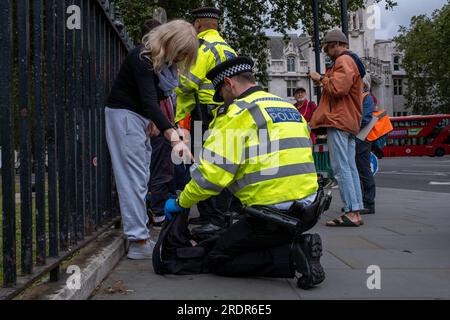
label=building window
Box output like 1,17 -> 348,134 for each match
287,56 -> 296,72
393,56 -> 401,71
299,60 -> 308,73
394,78 -> 403,95
286,80 -> 297,97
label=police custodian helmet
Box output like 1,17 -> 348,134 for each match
206,56 -> 254,102
190,7 -> 222,21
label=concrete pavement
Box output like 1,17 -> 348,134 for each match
91,183 -> 450,300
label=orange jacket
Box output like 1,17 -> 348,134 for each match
310,52 -> 363,136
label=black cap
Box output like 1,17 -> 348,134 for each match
294,87 -> 306,95
190,7 -> 221,21
206,56 -> 254,102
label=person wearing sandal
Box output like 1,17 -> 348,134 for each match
308,29 -> 366,227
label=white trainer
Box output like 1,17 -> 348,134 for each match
127,239 -> 156,260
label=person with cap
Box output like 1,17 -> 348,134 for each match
294,87 -> 317,144
162,56 -> 325,288
308,29 -> 366,227
175,6 -> 238,237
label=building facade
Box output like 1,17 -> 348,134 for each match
265,0 -> 408,117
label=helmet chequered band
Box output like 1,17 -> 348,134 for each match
194,12 -> 220,19
212,64 -> 253,87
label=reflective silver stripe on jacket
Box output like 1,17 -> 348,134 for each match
228,162 -> 317,193
190,163 -> 223,192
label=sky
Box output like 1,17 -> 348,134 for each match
267,0 -> 447,39
376,0 -> 448,39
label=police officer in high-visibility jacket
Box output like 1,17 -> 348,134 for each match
165,57 -> 325,287
176,7 -> 237,235
175,7 -> 237,124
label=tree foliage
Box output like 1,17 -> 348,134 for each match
115,0 -> 397,82
395,1 -> 450,114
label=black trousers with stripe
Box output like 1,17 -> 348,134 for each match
204,215 -> 295,278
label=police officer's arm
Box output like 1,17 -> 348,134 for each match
178,111 -> 246,208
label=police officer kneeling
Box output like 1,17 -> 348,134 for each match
161,57 -> 326,289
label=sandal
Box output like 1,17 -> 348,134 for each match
326,215 -> 363,227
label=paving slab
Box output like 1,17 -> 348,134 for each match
293,269 -> 450,300
91,186 -> 450,300
93,259 -> 300,300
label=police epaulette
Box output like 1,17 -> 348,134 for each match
217,103 -> 230,116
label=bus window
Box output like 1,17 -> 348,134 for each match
398,121 -> 405,127
438,118 -> 450,128
445,135 -> 450,144
418,137 -> 425,145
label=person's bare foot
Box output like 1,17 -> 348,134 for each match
326,212 -> 364,227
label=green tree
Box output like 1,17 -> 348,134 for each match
395,1 -> 450,114
115,0 -> 397,82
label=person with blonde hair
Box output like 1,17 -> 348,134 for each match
105,19 -> 197,260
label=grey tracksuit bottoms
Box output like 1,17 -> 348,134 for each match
105,107 -> 152,241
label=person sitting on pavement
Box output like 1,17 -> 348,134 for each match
160,56 -> 325,289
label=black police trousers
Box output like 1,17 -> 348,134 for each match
205,215 -> 296,278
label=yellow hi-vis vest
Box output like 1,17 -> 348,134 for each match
175,29 -> 237,122
178,87 -> 319,209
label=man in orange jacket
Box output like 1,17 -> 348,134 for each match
309,29 -> 366,227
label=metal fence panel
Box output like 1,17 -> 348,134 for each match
0,0 -> 131,297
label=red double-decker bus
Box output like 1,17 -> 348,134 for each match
382,114 -> 450,157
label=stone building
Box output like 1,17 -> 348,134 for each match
264,0 -> 408,116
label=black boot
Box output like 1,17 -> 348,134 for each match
291,233 -> 325,289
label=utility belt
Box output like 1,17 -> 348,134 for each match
192,94 -> 217,127
243,188 -> 332,234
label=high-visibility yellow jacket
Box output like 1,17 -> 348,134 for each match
175,29 -> 237,122
178,87 -> 319,209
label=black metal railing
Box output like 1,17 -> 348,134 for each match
0,0 -> 132,299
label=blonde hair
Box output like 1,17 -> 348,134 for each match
141,20 -> 198,74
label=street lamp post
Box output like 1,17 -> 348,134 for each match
312,0 -> 321,103
340,0 -> 349,38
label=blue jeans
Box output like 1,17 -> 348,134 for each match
327,128 -> 364,213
